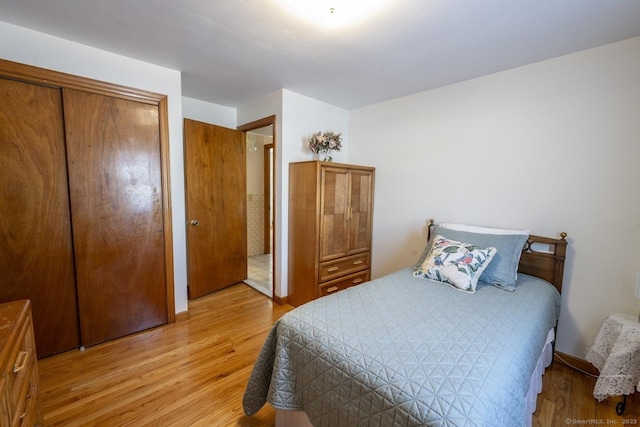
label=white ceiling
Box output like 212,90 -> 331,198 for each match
1,0 -> 640,110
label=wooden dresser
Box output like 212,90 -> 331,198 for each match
288,161 -> 375,306
0,300 -> 43,427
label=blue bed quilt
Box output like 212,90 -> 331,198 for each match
243,268 -> 560,426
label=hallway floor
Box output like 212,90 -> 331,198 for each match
245,253 -> 272,298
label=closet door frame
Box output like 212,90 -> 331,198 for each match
0,58 -> 176,323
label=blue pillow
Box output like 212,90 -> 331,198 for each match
415,225 -> 528,291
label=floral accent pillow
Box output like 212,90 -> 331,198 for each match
413,235 -> 497,293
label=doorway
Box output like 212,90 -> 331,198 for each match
238,117 -> 276,299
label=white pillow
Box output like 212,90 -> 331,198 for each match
413,235 -> 497,293
439,223 -> 529,236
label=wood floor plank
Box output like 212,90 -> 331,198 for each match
38,284 -> 289,426
532,399 -> 554,427
571,364 -> 597,419
37,283 -> 640,426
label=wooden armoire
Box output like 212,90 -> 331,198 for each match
288,161 -> 374,306
0,60 -> 175,358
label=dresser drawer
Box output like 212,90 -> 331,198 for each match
319,254 -> 369,283
17,384 -> 39,427
0,301 -> 42,427
319,270 -> 369,297
0,377 -> 8,427
7,319 -> 36,426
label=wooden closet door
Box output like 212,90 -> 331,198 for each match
63,89 -> 167,347
0,78 -> 80,357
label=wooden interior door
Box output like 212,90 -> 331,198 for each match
63,88 -> 167,347
0,78 -> 81,357
184,119 -> 247,299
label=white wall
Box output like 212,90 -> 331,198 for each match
0,22 -> 189,314
246,134 -> 270,195
182,96 -> 237,129
348,36 -> 640,358
280,90 -> 350,297
282,89 -> 350,165
238,89 -> 349,298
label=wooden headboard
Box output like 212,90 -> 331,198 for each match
518,233 -> 567,294
427,220 -> 568,294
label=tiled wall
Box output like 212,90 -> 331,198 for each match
247,193 -> 264,256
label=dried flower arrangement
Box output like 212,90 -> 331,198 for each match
308,131 -> 342,161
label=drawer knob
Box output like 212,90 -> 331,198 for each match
327,267 -> 339,272
353,260 -> 363,265
352,278 -> 363,285
13,350 -> 29,373
326,286 -> 338,293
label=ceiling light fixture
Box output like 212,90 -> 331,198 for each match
247,134 -> 258,152
278,0 -> 392,29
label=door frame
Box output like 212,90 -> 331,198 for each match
0,58 -> 176,323
237,116 -> 277,301
263,143 -> 274,254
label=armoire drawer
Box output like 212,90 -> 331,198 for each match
319,270 -> 370,297
319,254 -> 369,283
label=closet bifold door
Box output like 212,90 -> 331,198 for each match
62,88 -> 168,347
0,78 -> 81,357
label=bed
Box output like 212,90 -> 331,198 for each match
243,221 -> 567,427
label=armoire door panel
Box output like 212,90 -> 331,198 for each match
319,167 -> 350,262
0,78 -> 81,357
184,119 -> 247,299
63,88 -> 167,347
348,170 -> 374,255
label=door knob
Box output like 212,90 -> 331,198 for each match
190,219 -> 200,226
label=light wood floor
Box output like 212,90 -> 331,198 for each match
38,283 -> 639,426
